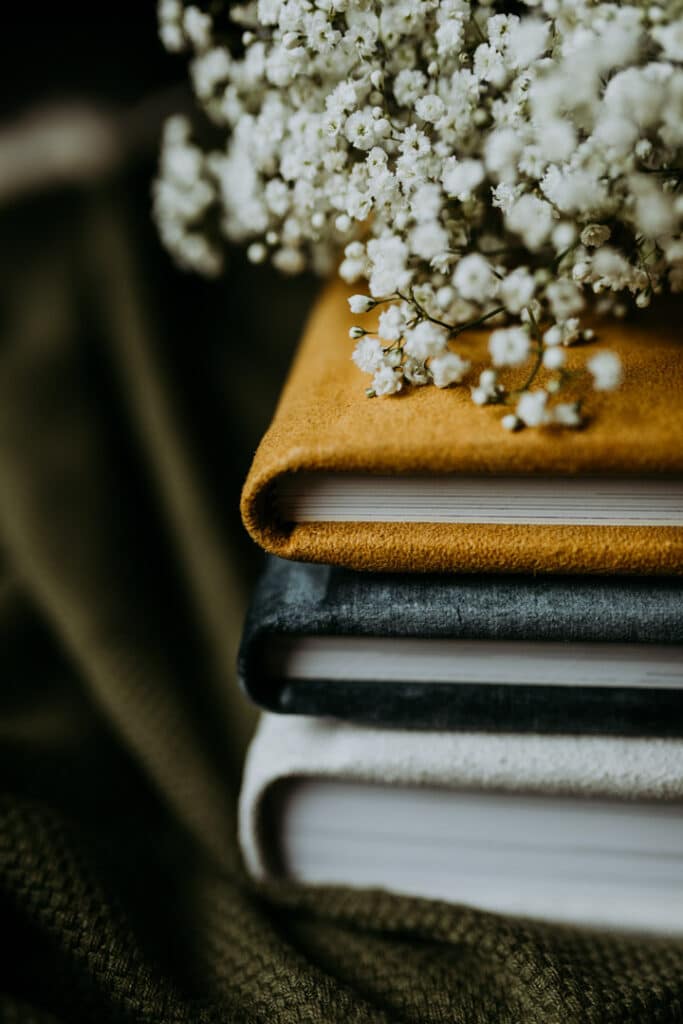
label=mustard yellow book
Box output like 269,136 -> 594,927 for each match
241,279 -> 683,575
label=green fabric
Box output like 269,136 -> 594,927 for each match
1,185 -> 683,1024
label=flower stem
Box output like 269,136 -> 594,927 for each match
551,243 -> 577,271
450,305 -> 506,337
399,293 -> 506,338
637,165 -> 683,176
525,305 -> 542,342
514,344 -> 544,394
471,15 -> 487,43
399,290 -> 454,331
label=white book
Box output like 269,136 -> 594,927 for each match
273,780 -> 683,934
239,715 -> 683,935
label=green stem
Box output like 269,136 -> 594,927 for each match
525,305 -> 542,342
514,344 -> 544,395
399,292 -> 506,338
398,291 -> 454,331
637,165 -> 683,176
551,243 -> 577,271
450,305 -> 506,337
471,14 -> 487,43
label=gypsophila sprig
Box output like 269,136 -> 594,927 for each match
155,0 -> 683,429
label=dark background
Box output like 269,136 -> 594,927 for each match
0,2 -> 317,581
0,4 -> 318,1009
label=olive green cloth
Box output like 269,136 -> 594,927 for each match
1,186 -> 683,1024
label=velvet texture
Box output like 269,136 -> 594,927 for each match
241,278 -> 683,574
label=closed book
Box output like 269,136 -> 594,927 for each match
239,714 -> 683,934
241,279 -> 683,575
238,556 -> 683,736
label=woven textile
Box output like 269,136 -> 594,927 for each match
1,188 -> 683,1024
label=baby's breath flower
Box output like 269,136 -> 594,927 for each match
581,224 -> 612,248
430,352 -> 471,387
156,0 -> 680,432
352,336 -> 385,373
542,346 -> 565,370
652,20 -> 683,62
348,294 -> 376,314
372,364 -> 404,396
489,327 -> 530,367
378,304 -> 407,342
247,242 -> 268,264
501,413 -> 522,431
453,254 -> 496,302
505,194 -> 554,251
587,351 -> 623,391
517,389 -> 549,427
500,267 -> 535,314
472,367 -> 499,405
415,94 -> 446,123
345,109 -> 378,151
404,357 -> 430,386
441,158 -> 486,201
273,247 -> 305,274
552,402 -> 582,426
551,222 -> 577,251
404,321 -> 449,360
546,279 -> 585,319
183,6 -> 212,50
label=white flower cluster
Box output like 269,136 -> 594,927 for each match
155,0 -> 683,428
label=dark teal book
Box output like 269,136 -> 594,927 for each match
238,557 -> 683,735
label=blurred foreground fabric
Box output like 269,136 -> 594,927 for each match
1,185 -> 683,1024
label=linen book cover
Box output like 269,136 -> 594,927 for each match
240,279 -> 683,575
238,556 -> 683,735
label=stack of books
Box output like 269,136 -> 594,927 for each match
237,279 -> 683,934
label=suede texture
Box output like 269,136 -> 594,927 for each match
242,278 -> 683,574
238,556 -> 683,733
240,713 -> 683,885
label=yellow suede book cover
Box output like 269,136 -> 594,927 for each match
241,278 -> 683,575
